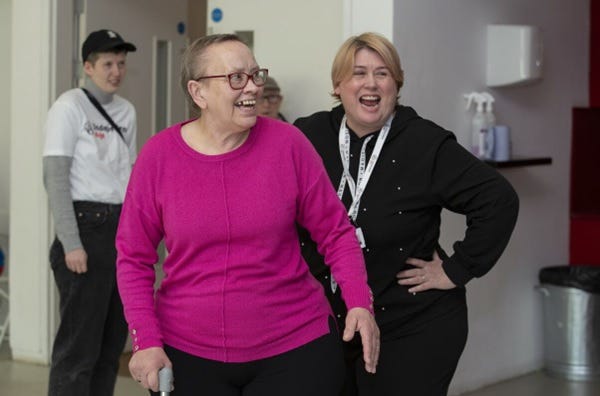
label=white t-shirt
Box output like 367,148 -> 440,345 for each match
43,88 -> 137,204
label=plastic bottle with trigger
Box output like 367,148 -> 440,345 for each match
464,92 -> 488,158
481,92 -> 497,159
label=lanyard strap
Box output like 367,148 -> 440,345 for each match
81,88 -> 125,142
337,113 -> 394,221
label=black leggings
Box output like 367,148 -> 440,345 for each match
151,317 -> 344,396
346,304 -> 468,396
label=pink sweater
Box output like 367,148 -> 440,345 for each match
116,117 -> 372,362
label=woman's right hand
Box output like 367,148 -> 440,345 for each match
344,307 -> 380,373
129,346 -> 172,392
396,251 -> 456,294
65,247 -> 87,274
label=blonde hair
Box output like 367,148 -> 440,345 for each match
330,32 -> 404,101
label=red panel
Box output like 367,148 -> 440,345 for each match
570,108 -> 600,215
570,108 -> 600,266
570,2 -> 599,265
570,216 -> 600,265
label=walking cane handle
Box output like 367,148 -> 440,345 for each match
158,366 -> 173,396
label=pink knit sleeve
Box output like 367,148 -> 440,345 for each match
116,138 -> 166,352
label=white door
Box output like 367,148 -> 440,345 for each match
83,0 -> 189,149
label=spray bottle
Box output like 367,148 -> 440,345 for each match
464,92 -> 487,158
481,92 -> 496,159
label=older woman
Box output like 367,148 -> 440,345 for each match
295,33 -> 519,396
116,34 -> 379,396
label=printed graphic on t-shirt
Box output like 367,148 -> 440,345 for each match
84,120 -> 128,139
84,121 -> 128,160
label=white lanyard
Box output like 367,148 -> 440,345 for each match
337,113 -> 394,222
329,113 -> 393,294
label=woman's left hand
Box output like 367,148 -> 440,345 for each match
396,251 -> 456,293
344,307 -> 380,374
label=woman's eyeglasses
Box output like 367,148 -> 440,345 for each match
194,69 -> 269,90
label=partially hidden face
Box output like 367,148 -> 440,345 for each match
257,90 -> 283,119
195,41 -> 265,133
84,52 -> 128,94
334,48 -> 399,136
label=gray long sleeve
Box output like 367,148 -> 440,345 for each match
43,156 -> 82,253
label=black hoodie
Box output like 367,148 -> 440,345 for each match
294,104 -> 519,335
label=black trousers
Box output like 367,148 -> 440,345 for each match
150,317 -> 344,396
48,201 -> 128,396
344,303 -> 468,396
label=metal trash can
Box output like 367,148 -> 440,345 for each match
537,266 -> 600,381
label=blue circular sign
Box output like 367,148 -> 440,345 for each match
177,22 -> 185,35
211,8 -> 223,23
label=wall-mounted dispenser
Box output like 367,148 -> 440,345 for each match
486,24 -> 543,87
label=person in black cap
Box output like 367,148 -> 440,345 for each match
43,29 -> 137,396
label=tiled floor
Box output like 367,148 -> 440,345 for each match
0,341 -> 145,396
458,371 -> 598,396
0,340 -> 597,395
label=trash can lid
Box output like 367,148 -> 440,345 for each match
539,266 -> 600,293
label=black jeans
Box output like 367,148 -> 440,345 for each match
48,201 -> 128,396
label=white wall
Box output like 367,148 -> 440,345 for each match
207,0 -> 345,122
9,0 -> 54,362
343,0 -> 393,40
206,0 -> 397,123
392,1 -> 589,394
0,0 -> 11,237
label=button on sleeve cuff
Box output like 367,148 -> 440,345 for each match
129,327 -> 163,353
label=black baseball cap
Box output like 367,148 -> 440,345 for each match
81,29 -> 137,62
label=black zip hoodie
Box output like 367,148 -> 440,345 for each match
294,104 -> 519,335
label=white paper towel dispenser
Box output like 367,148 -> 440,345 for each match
486,24 -> 543,87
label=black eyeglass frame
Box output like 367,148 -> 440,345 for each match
194,68 -> 269,90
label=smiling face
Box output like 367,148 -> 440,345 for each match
334,48 -> 399,136
192,41 -> 263,134
83,52 -> 128,94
